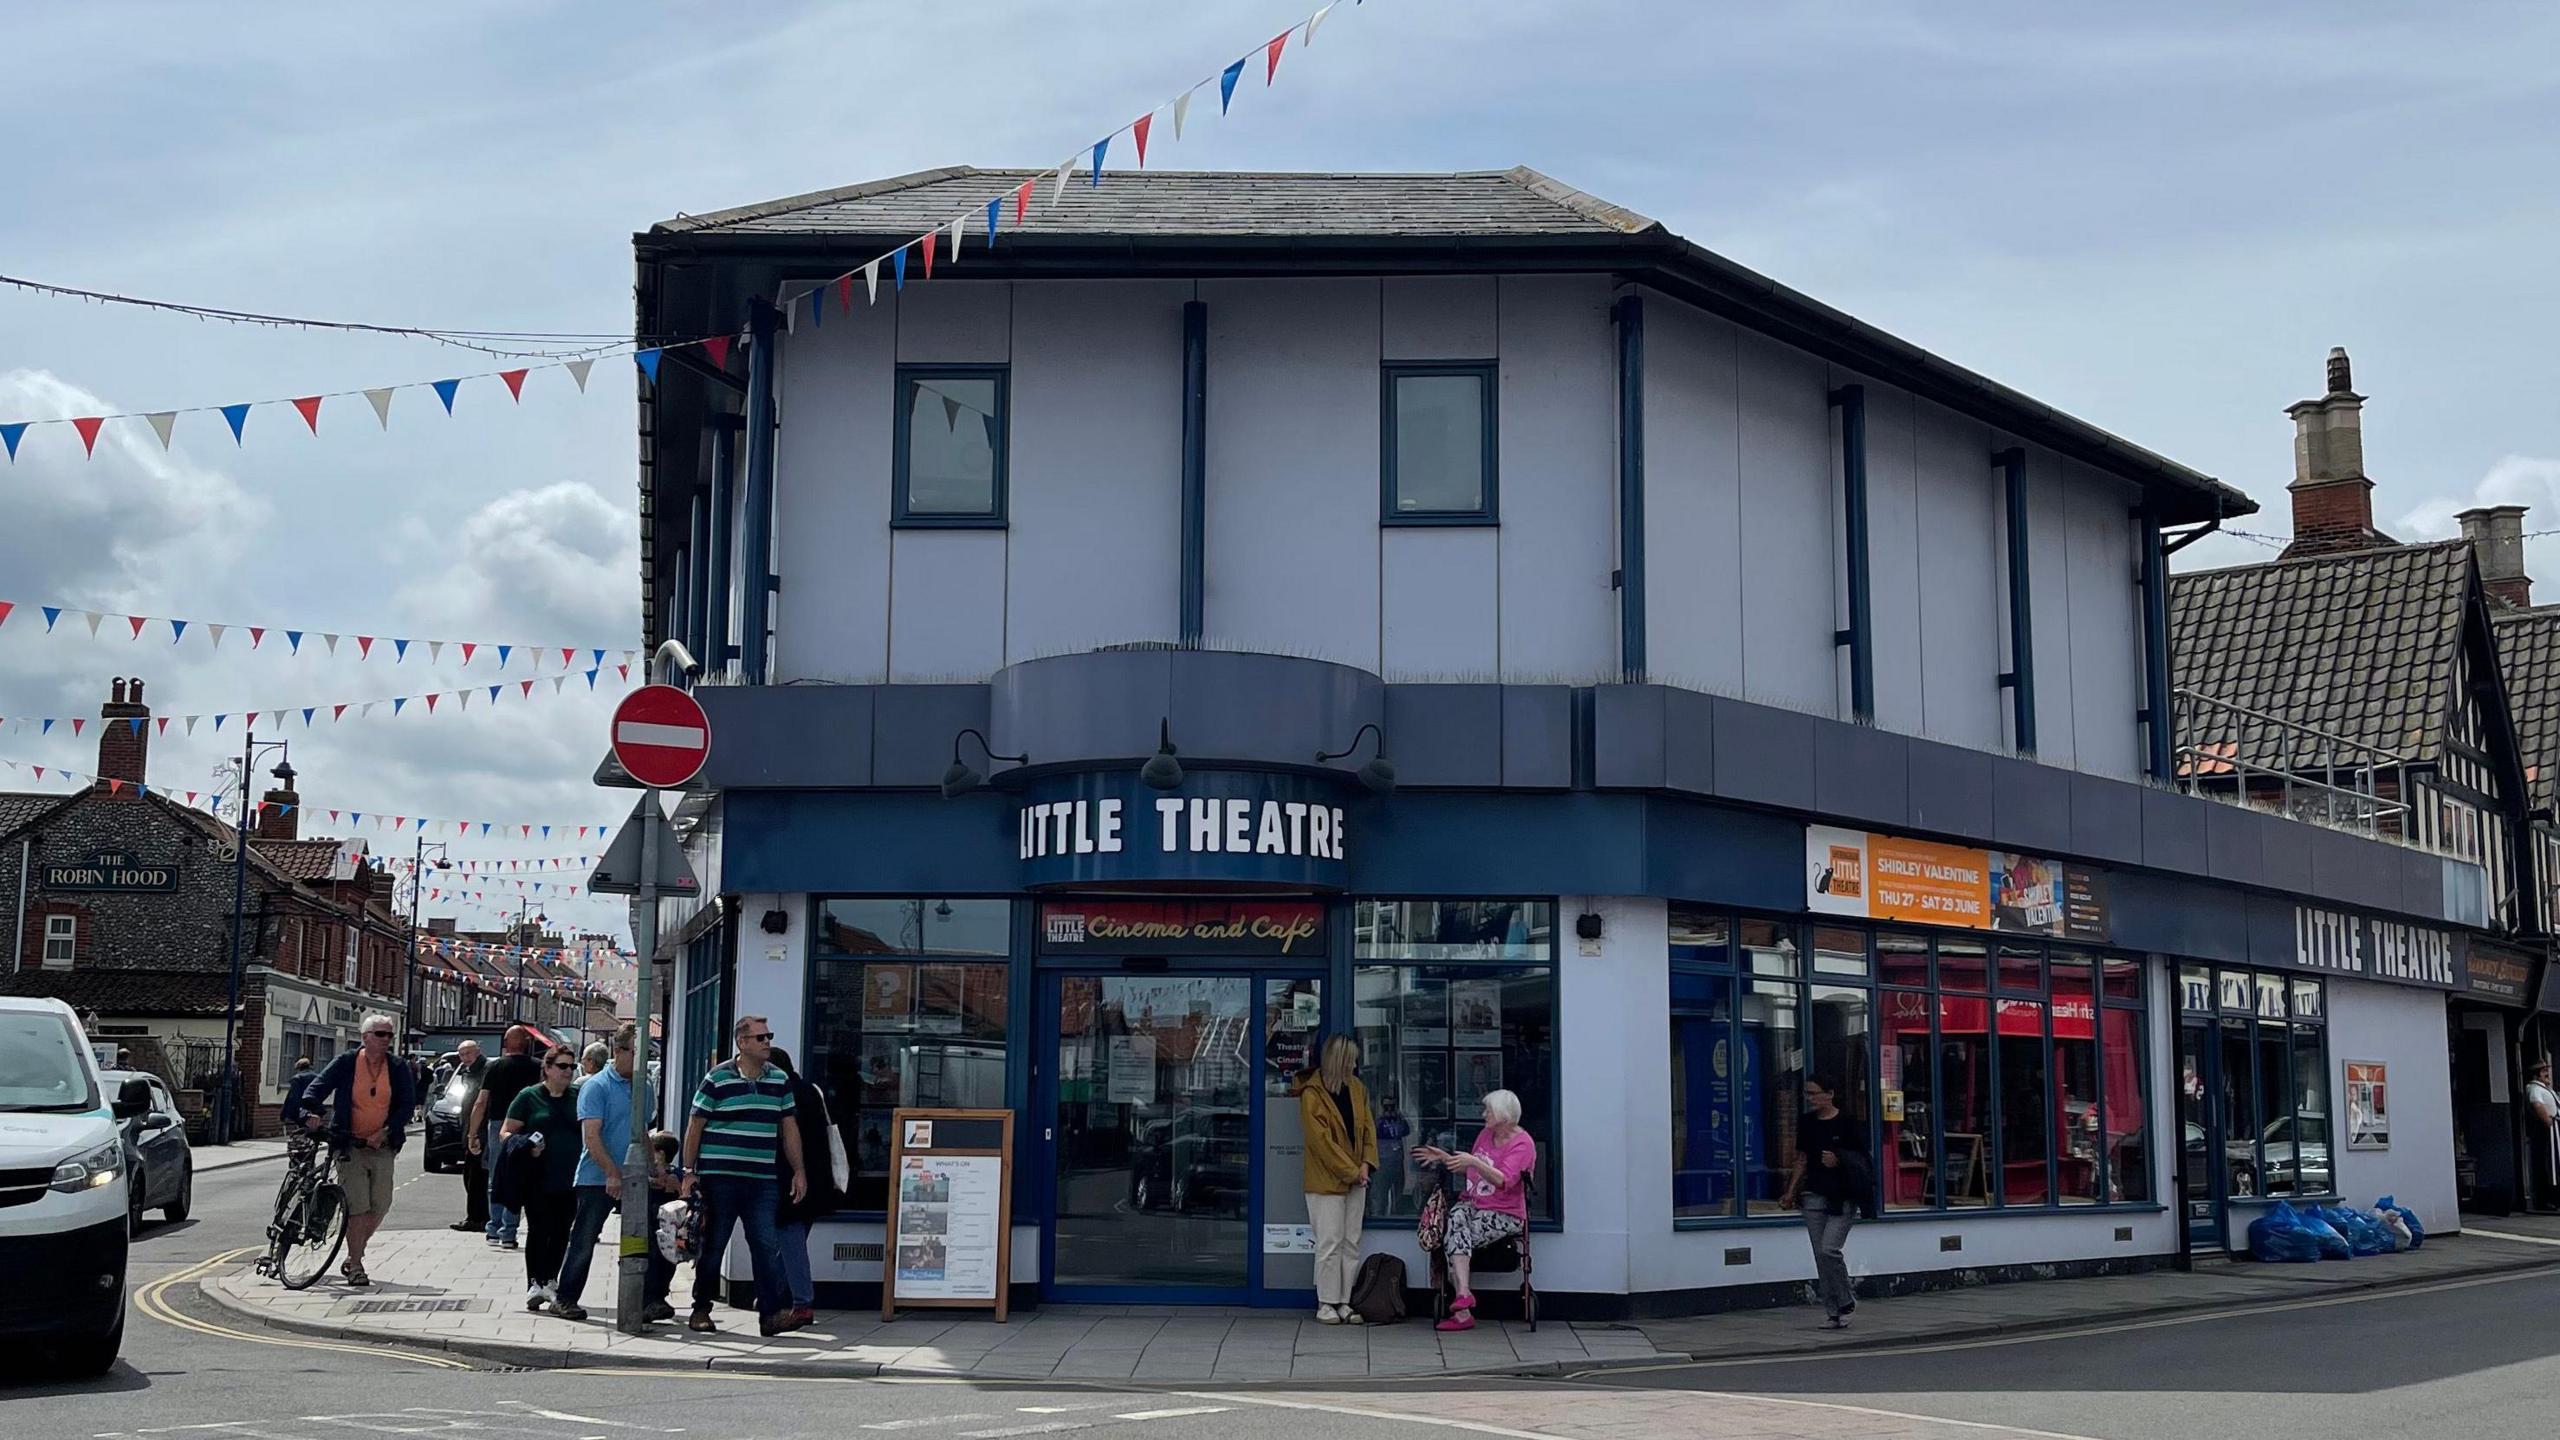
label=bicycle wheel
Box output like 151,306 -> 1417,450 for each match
278,1182 -> 348,1290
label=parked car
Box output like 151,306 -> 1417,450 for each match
1126,1110 -> 1249,1215
97,1069 -> 192,1232
2227,1112 -> 2331,1196
421,1056 -> 478,1175
0,996 -> 153,1376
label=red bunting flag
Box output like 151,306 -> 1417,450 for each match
1015,180 -> 1033,224
292,396 -> 323,432
71,719 -> 85,737
72,417 -> 104,455
701,336 -> 732,370
836,273 -> 855,313
356,636 -> 374,659
1267,30 -> 1288,82
127,615 -> 147,638
616,664 -> 630,681
560,647 -> 575,668
1133,113 -> 1153,167
921,229 -> 938,279
0,602 -> 9,629
460,642 -> 477,665
333,703 -> 347,721
520,679 -> 534,697
106,778 -> 124,795
249,627 -> 265,648
424,693 -> 439,713
156,717 -> 169,736
500,370 -> 529,401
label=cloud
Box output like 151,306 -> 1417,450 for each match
386,481 -> 639,643
2397,454 -> 2560,597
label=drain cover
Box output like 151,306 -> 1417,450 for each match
340,1297 -> 486,1316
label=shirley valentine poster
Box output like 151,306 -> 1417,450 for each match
2346,1062 -> 2390,1150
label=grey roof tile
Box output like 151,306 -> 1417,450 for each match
2493,606 -> 2560,808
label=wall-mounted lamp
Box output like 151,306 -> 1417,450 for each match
1576,912 -> 1604,942
941,727 -> 1030,799
1140,718 -> 1185,791
1314,722 -> 1397,794
760,909 -> 790,935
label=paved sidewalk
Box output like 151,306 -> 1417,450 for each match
191,1138 -> 294,1174
201,1222 -> 2560,1382
202,1226 -> 1668,1380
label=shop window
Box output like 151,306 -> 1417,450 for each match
42,915 -> 76,969
2102,1005 -> 2151,1202
1812,927 -> 1869,979
1939,937 -> 1988,991
1669,968 -> 1739,1220
1938,1012 -> 1995,1208
893,367 -> 1009,525
805,898 -> 1013,1213
1381,363 -> 1497,523
1741,979 -> 1802,1215
2052,959 -> 2100,1204
1999,998 -> 2051,1205
1998,942 -> 2043,994
1880,986 -> 1935,1210
1878,931 -> 1928,988
1353,898 -> 1555,1222
1742,919 -> 1798,977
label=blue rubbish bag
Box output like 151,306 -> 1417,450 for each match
2248,1201 -> 2323,1263
2377,1195 -> 2425,1250
2297,1205 -> 2355,1259
2322,1205 -> 2393,1257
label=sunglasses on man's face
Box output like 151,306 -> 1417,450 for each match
747,1032 -> 774,1043
367,1031 -> 394,1039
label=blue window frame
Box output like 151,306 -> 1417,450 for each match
893,365 -> 1009,527
1381,362 -> 1498,524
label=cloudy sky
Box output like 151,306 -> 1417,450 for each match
4,1 -> 2555,942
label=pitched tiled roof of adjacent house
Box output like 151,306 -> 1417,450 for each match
2492,606 -> 2560,809
0,967 -> 238,1017
253,837 -> 344,881
651,166 -> 1654,240
0,790 -> 71,836
2168,540 -> 2475,768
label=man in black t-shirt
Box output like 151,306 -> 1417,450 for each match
446,1041 -> 492,1233
466,1027 -> 543,1249
1778,1075 -> 1869,1329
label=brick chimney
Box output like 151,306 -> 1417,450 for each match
2460,504 -> 2532,607
256,759 -> 300,842
2280,347 -> 2380,558
96,678 -> 149,795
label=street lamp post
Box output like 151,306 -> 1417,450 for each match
406,838 -> 451,1046
215,734 -> 289,1147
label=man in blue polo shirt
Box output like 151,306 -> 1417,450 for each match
548,1022 -> 672,1322
679,1014 -> 808,1336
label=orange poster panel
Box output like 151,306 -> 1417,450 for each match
1864,835 -> 1991,926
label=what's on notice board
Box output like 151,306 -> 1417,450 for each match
881,1108 -> 1015,1322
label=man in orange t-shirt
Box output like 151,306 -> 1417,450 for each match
305,1015 -> 415,1285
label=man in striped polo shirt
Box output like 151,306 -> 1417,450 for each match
679,1014 -> 809,1335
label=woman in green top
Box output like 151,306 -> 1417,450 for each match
504,1044 -> 583,1311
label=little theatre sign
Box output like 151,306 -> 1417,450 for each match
43,848 -> 179,893
1014,771 -> 1351,890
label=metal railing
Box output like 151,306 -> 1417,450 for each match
2171,688 -> 2414,838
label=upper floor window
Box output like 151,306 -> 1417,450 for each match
1382,362 -> 1497,524
894,366 -> 1009,526
42,915 -> 75,969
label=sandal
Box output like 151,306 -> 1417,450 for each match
342,1262 -> 370,1287
687,1309 -> 719,1333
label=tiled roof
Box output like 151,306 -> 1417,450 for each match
652,166 -> 1653,240
254,837 -> 343,881
2168,540 -> 2475,767
2493,606 -> 2560,808
0,968 -> 237,1017
0,790 -> 72,837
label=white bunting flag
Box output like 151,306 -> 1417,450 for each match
457,690 -> 471,711
365,388 -> 395,428
863,260 -> 880,305
1173,89 -> 1192,140
207,623 -> 225,648
1053,160 -> 1073,205
362,702 -> 377,719
1307,1 -> 1333,41
565,359 -> 594,393
322,633 -> 340,655
268,710 -> 286,730
428,641 -> 445,664
551,676 -> 566,695
950,214 -> 968,259
82,611 -> 103,638
185,716 -> 199,736
146,412 -> 177,449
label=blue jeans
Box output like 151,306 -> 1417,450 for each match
555,1184 -> 674,1311
483,1122 -> 517,1242
777,1219 -> 814,1310
693,1174 -> 786,1317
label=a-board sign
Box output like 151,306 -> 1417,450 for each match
881,1107 -> 1014,1322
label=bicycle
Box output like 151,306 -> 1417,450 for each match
256,1129 -> 348,1290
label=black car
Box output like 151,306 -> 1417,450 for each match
1126,1110 -> 1249,1215
421,1058 -> 480,1174
99,1069 -> 193,1233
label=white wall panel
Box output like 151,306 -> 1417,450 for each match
1735,329 -> 1839,714
1201,278 -> 1382,669
772,295 -> 895,682
887,528 -> 1007,682
1007,280 -> 1188,659
1497,275 -> 1618,680
2326,982 -> 2460,1236
894,280 -> 1009,363
1913,401 -> 2005,748
1640,296 -> 1744,694
2065,460 -> 2144,778
1382,527 -> 1500,678
1848,375 -> 1926,735
2025,444 -> 2079,766
1383,275 -> 1496,360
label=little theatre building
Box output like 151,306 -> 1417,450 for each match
634,167 -> 2501,1314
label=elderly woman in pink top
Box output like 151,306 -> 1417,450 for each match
1414,1087 -> 1536,1332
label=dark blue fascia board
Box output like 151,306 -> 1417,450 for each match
1180,299 -> 1208,649
1998,447 -> 2036,754
1830,384 -> 1874,721
1615,294 -> 1646,681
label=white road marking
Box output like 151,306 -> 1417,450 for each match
2467,1228 -> 2560,1247
497,1404 -> 668,1430
616,721 -> 705,749
961,1426 -> 1094,1439
861,1420 -> 993,1431
1115,1408 -> 1232,1421
1014,1404 -> 1115,1414
1167,1394 -> 1553,1440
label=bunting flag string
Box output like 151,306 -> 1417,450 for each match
393,852 -> 599,874
3,0 -> 1358,464
0,271 -> 633,357
0,598 -> 635,672
0,754 -> 617,839
0,662 -> 633,739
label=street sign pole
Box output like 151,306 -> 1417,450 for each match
614,647 -> 700,1337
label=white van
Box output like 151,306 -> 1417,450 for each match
0,996 -> 154,1376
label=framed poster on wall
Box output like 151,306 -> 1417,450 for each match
2345,1062 -> 2390,1150
882,1107 -> 1015,1321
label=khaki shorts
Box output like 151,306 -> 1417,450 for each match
340,1144 -> 398,1219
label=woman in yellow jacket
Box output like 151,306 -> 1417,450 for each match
1291,1034 -> 1380,1323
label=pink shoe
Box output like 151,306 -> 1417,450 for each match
1435,1313 -> 1476,1333
1451,1292 -> 1476,1311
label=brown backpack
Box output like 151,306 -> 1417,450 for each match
1350,1253 -> 1407,1325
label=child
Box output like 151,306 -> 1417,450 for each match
641,1131 -> 683,1320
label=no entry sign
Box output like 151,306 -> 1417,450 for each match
610,685 -> 710,789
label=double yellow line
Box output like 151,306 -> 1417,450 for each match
132,1247 -> 470,1369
